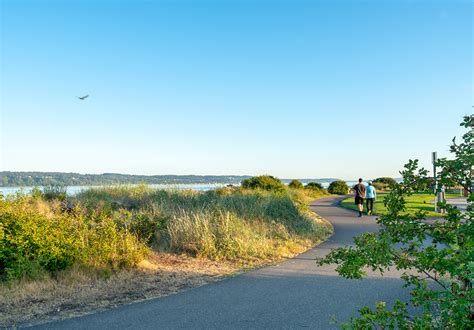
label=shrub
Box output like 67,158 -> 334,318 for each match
305,182 -> 323,190
241,176 -> 286,192
371,182 -> 385,191
327,181 -> 349,195
373,177 -> 398,188
113,208 -> 167,245
42,185 -> 67,201
0,206 -> 78,280
0,194 -> 147,282
288,180 -> 303,189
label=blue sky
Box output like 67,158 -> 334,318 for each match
1,0 -> 472,179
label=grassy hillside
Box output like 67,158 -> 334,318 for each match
0,185 -> 332,283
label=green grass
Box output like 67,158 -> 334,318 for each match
339,192 -> 461,216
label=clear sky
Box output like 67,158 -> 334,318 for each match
1,0 -> 472,180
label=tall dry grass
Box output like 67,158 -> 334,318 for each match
1,184 -> 331,282
76,185 -> 332,262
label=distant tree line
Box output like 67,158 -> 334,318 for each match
0,172 -> 252,187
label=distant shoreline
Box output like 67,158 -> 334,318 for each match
0,183 -> 230,196
0,171 -> 343,187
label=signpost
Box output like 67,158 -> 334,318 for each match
432,152 -> 438,212
432,151 -> 445,213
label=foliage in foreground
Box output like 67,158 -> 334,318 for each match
0,184 -> 332,282
319,116 -> 473,329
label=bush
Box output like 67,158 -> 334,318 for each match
288,180 -> 303,189
42,185 -> 67,201
0,194 -> 147,282
241,176 -> 286,192
327,181 -> 349,195
113,208 -> 167,245
0,207 -> 78,280
371,182 -> 385,191
305,182 -> 323,190
373,177 -> 397,188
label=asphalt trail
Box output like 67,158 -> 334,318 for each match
32,196 -> 411,329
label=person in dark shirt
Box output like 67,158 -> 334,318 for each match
353,178 -> 366,217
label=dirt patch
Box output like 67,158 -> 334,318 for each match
0,252 -> 239,328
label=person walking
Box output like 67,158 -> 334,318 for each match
353,178 -> 366,217
366,181 -> 376,215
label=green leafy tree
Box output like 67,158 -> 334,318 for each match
289,180 -> 304,189
328,181 -> 349,195
241,175 -> 286,192
371,182 -> 386,192
373,177 -> 398,189
436,115 -> 473,194
318,116 -> 473,328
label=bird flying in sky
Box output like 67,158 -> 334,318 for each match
77,95 -> 89,100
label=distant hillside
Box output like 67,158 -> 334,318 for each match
0,172 -> 252,187
281,178 -> 341,184
0,172 -> 350,187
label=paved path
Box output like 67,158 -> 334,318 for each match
32,196 -> 411,329
446,197 -> 469,213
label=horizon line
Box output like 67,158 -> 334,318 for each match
0,170 -> 400,181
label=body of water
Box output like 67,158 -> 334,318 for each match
0,183 -> 229,196
0,180 -> 364,197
